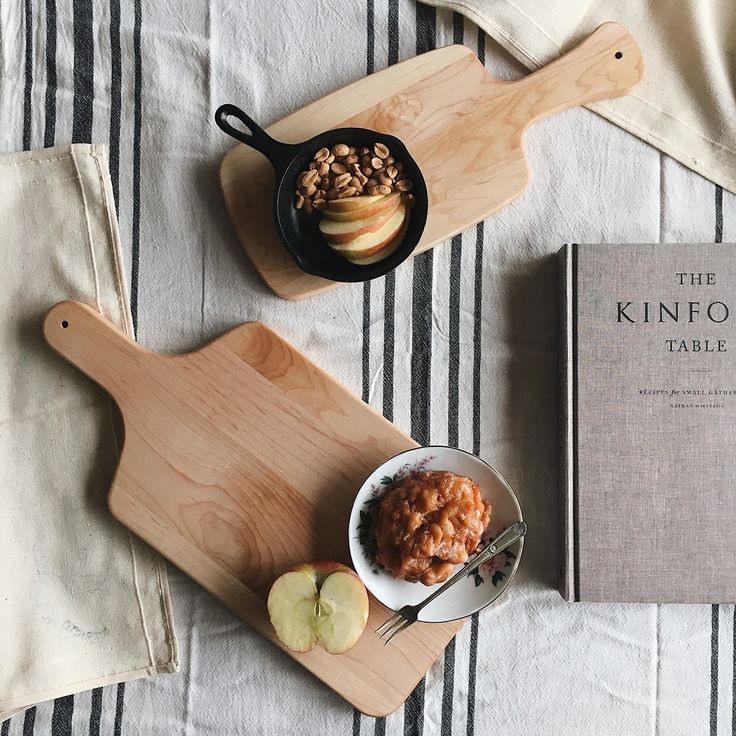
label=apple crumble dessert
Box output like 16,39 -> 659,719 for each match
373,470 -> 491,586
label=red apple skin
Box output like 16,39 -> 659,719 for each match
320,201 -> 401,244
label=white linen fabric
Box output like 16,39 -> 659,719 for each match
0,145 -> 178,722
424,0 -> 736,196
1,0 -> 735,734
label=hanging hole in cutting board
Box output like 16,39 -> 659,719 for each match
61,320 -> 69,328
615,51 -> 623,59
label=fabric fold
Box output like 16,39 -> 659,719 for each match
0,144 -> 178,720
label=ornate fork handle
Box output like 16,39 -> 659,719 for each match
415,521 -> 528,614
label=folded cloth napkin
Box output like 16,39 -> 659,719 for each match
424,0 -> 736,194
0,144 -> 178,720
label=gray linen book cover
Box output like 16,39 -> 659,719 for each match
561,244 -> 736,603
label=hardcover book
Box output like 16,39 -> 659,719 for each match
560,244 -> 736,603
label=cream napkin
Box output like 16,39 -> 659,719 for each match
0,144 -> 178,719
424,0 -> 736,194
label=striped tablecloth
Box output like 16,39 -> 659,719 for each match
2,0 -> 735,734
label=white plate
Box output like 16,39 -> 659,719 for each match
348,446 -> 524,623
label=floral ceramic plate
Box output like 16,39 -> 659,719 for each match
348,446 -> 524,623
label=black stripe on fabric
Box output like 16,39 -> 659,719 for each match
403,676 -> 426,736
477,29 -> 485,65
131,0 -> 143,333
1,718 -> 9,736
89,687 -> 103,736
113,683 -> 125,736
466,613 -> 479,736
415,3 -> 435,57
44,0 -> 57,147
715,186 -> 723,243
51,695 -> 74,736
383,272 -> 396,422
447,233 -> 462,448
409,249 -> 433,446
71,0 -> 94,142
471,221 -> 483,457
388,0 -> 399,66
109,0 -> 122,210
441,637 -> 457,735
366,0 -> 374,75
22,707 -> 36,736
353,708 -> 361,736
452,11 -> 463,45
362,281 -> 371,404
711,604 -> 719,736
22,0 -> 32,150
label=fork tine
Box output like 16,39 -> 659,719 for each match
384,617 -> 413,645
375,611 -> 403,635
379,616 -> 407,643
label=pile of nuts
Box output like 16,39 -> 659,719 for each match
294,142 -> 414,214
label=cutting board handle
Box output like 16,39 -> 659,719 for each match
514,22 -> 644,125
44,301 -> 146,402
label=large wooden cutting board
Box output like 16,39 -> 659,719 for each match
220,22 -> 643,299
44,300 -> 461,717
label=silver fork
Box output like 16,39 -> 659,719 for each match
376,521 -> 527,644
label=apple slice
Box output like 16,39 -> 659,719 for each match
325,194 -> 385,213
319,198 -> 401,244
348,214 -> 409,265
324,193 -> 400,223
330,205 -> 405,258
267,562 -> 369,655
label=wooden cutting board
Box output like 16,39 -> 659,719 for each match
44,300 -> 461,717
219,22 -> 643,299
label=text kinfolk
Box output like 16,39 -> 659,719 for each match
616,272 -> 729,353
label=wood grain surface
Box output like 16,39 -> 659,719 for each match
219,22 -> 643,299
43,300 -> 462,717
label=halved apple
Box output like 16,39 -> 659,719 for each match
348,214 -> 409,265
267,562 -> 369,655
319,198 -> 401,244
324,193 -> 400,223
330,205 -> 406,259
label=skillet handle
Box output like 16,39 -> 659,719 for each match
214,104 -> 296,172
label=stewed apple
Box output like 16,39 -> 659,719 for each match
267,562 -> 369,654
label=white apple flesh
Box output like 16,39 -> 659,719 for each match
267,562 -> 369,655
323,193 -> 400,223
324,193 -> 385,213
319,198 -> 401,244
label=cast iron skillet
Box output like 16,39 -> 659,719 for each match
215,104 -> 428,283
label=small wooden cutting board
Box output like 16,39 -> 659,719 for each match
219,22 -> 643,299
44,300 -> 461,717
